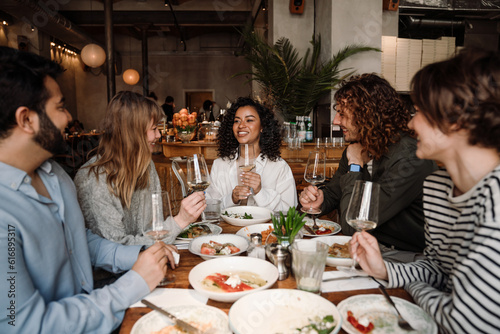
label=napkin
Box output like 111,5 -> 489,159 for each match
173,251 -> 180,265
173,239 -> 190,250
130,288 -> 208,308
321,271 -> 387,293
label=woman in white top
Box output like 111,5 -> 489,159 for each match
206,97 -> 297,211
351,48 -> 500,333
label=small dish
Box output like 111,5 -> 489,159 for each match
176,223 -> 222,241
188,234 -> 249,261
220,206 -> 273,226
301,219 -> 341,237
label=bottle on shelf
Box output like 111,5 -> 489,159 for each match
305,116 -> 313,143
297,116 -> 306,142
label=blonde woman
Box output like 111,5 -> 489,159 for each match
75,91 -> 206,249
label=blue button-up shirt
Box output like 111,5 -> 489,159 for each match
0,160 -> 149,333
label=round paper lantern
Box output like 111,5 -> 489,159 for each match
80,44 -> 106,68
123,69 -> 140,85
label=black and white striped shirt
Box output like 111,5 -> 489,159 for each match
386,166 -> 500,334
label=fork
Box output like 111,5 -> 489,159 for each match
378,285 -> 415,331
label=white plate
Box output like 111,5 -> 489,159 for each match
301,219 -> 341,237
188,234 -> 249,260
337,294 -> 438,334
317,235 -> 354,267
130,304 -> 231,334
229,289 -> 342,334
189,257 -> 278,303
176,223 -> 223,241
220,206 -> 273,226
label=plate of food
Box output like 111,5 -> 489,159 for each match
176,223 -> 222,241
228,289 -> 342,334
301,219 -> 341,237
188,234 -> 249,260
337,294 -> 437,334
131,304 -> 231,334
220,206 -> 273,226
189,256 -> 278,303
312,235 -> 354,267
235,223 -> 274,242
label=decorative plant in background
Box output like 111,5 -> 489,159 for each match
236,28 -> 380,121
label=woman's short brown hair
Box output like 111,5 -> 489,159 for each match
411,48 -> 500,152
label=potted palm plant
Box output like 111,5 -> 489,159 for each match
236,28 -> 380,121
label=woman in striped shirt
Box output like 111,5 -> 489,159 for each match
351,48 -> 500,333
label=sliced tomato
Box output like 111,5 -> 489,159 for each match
209,240 -> 222,246
200,244 -> 216,255
315,228 -> 332,235
226,245 -> 241,254
204,273 -> 254,292
347,310 -> 374,334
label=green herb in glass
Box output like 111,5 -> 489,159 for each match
270,207 -> 307,242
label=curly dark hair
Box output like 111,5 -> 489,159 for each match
217,97 -> 282,161
334,73 -> 411,160
411,48 -> 500,152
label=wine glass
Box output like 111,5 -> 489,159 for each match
186,154 -> 211,221
186,154 -> 211,193
337,180 -> 380,274
238,144 -> 256,205
141,190 -> 175,286
301,151 -> 326,231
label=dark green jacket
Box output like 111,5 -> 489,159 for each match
321,134 -> 437,252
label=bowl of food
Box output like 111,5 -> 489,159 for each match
188,234 -> 249,261
316,235 -> 354,267
220,206 -> 273,226
177,223 -> 222,241
189,256 -> 279,303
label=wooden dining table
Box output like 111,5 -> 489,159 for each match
119,221 -> 414,334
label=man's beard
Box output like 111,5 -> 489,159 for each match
33,111 -> 67,155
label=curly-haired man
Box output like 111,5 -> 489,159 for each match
300,73 -> 437,262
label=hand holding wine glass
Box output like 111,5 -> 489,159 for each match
338,180 -> 380,274
301,151 -> 326,231
141,190 -> 175,286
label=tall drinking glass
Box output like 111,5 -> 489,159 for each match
337,180 -> 380,274
141,190 -> 175,286
238,144 -> 256,205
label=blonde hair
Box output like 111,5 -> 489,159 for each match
88,91 -> 164,208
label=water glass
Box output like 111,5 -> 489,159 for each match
203,198 -> 221,222
291,240 -> 329,294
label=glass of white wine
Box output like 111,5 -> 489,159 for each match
141,190 -> 175,286
238,144 -> 256,205
301,151 -> 326,231
338,180 -> 380,274
186,154 -> 211,193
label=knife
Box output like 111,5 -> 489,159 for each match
141,299 -> 202,334
322,275 -> 369,282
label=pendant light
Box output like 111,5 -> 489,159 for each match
81,43 -> 106,68
122,35 -> 140,85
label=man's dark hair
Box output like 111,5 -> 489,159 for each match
217,96 -> 282,161
203,99 -> 213,111
165,95 -> 174,104
0,46 -> 63,139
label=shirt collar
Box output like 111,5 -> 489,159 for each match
0,160 -> 53,191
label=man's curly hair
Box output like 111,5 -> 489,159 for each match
411,48 -> 500,152
334,73 -> 411,160
217,97 -> 282,161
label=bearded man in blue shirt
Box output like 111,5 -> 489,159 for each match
0,46 -> 176,333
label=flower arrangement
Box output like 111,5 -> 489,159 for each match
172,108 -> 197,142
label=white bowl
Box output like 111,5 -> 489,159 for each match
188,234 -> 249,260
228,289 -> 342,334
189,257 -> 279,303
315,235 -> 354,267
220,206 -> 273,226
